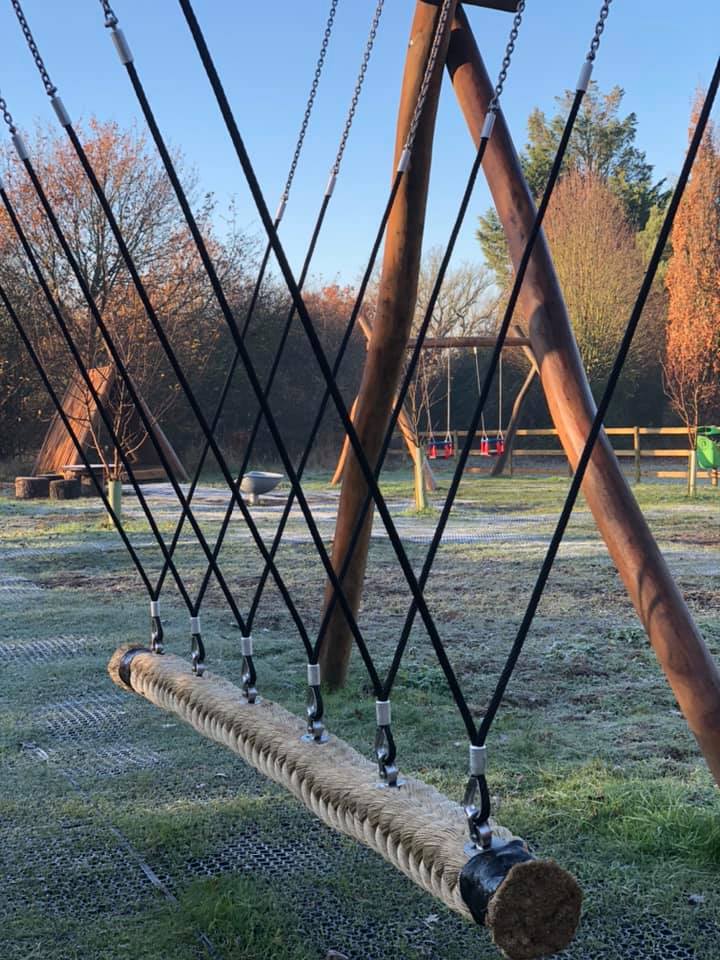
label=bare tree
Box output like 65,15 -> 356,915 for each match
0,119 -> 253,477
403,247 -> 497,439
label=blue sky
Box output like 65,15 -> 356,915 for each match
0,1 -> 718,287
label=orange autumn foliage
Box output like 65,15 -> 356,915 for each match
664,95 -> 720,437
0,119 -> 251,474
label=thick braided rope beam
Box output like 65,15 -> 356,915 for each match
109,647 -> 581,959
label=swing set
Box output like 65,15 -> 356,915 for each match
3,0 -> 720,956
422,341 -> 516,461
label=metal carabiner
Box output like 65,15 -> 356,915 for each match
463,774 -> 493,853
303,663 -> 327,743
190,616 -> 205,677
240,635 -> 257,703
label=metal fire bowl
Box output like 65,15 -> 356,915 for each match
240,471 -> 284,504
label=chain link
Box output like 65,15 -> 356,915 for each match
99,0 -> 119,29
10,0 -> 57,97
588,0 -> 612,62
281,0 -> 339,205
331,0 -> 385,176
0,94 -> 17,134
490,0 -> 526,110
404,0 -> 454,154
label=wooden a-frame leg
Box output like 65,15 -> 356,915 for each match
447,5 -> 720,787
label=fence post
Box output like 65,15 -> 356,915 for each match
713,469 -> 718,488
413,445 -> 427,512
633,426 -> 641,484
688,449 -> 697,497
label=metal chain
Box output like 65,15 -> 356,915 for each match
331,0 -> 384,176
99,0 -> 118,29
10,0 -> 57,97
491,0 -> 526,109
0,94 -> 17,134
404,0 -> 454,153
588,1 -> 612,61
281,0 -> 340,204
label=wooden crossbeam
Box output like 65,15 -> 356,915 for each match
408,336 -> 531,349
462,1 -> 521,12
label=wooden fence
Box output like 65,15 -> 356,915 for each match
413,426 -> 719,487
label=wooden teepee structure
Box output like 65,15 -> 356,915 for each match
34,365 -> 187,483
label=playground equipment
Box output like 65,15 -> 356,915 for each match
34,365 -> 187,484
3,0 -> 720,956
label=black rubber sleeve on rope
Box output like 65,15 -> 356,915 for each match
460,840 -> 533,924
118,647 -> 151,688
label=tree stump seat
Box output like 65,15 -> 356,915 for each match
49,479 -> 81,500
15,476 -> 50,499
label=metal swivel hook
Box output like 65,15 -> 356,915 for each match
375,701 -> 403,788
150,600 -> 164,654
303,663 -> 327,743
190,616 -> 205,677
240,635 -> 258,703
463,745 -> 492,853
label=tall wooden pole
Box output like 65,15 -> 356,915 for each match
320,0 -> 457,687
447,6 -> 720,787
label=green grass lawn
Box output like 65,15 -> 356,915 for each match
1,468 -> 718,959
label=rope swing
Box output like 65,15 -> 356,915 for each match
6,0 -> 720,954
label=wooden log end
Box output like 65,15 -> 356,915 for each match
461,841 -> 581,959
15,476 -> 50,499
49,479 -> 81,500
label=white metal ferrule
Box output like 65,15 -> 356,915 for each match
397,147 -> 411,174
275,198 -> 287,223
150,600 -> 160,618
469,744 -> 487,776
190,616 -> 201,634
481,110 -> 496,141
376,700 -> 391,727
241,634 -> 253,657
325,172 -> 337,197
12,133 -> 29,161
112,28 -> 134,66
307,663 -> 321,687
51,96 -> 71,128
576,59 -> 594,93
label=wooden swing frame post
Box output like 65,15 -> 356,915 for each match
446,5 -> 720,786
320,0 -> 458,686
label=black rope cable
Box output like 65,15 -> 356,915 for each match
314,0 -> 528,678
171,0 -> 481,732
196,2 -> 387,623
381,6 -> 614,705
192,191 -> 332,612
154,0 -> 343,598
382,85 -> 586,699
98,2 -> 392,688
0,129 -> 254,635
476,54 -> 720,747
246,168 -> 403,634
0,281 -> 155,596
315,116 -> 495,667
0,180 -> 194,610
58,129 -> 319,639
4,10 -> 325,652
